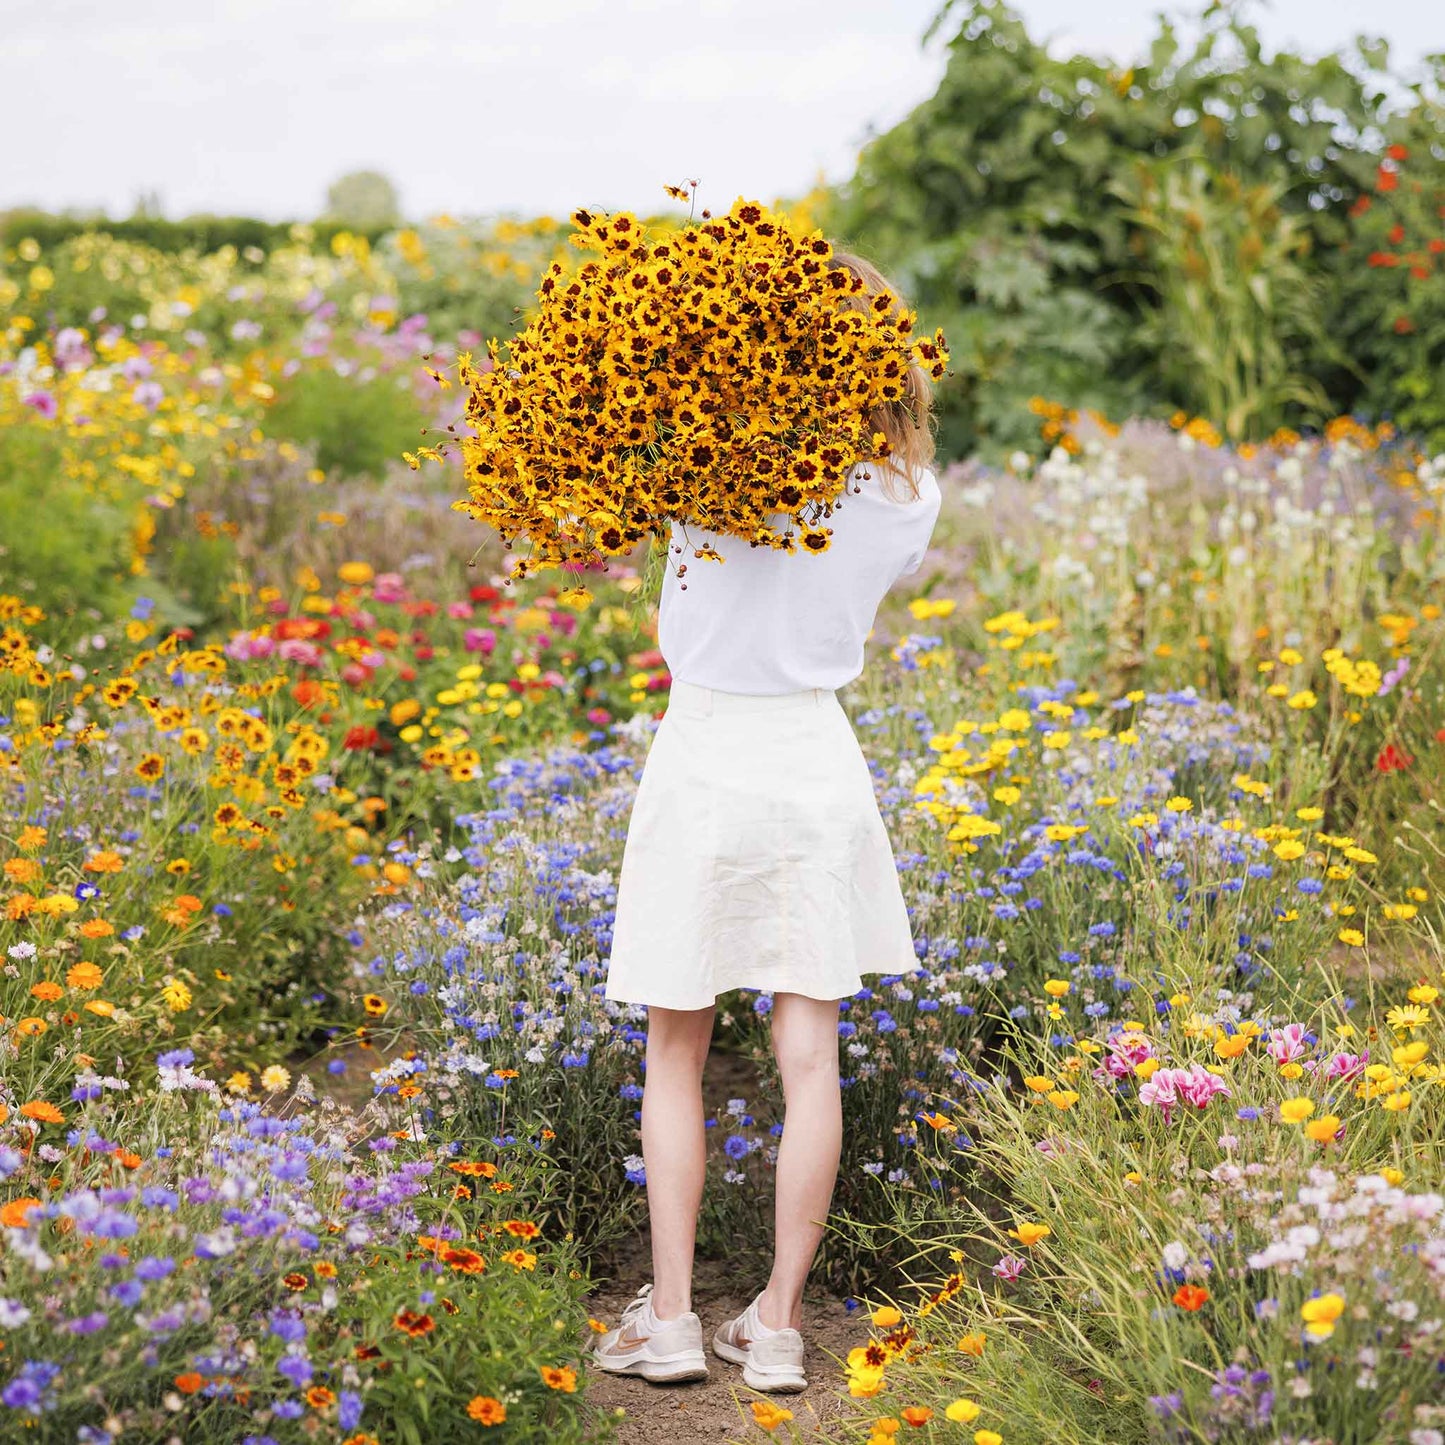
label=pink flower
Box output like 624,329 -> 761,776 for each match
23,390 -> 57,419
1267,1024 -> 1309,1066
1139,1065 -> 1231,1124
278,640 -> 323,667
1325,1050 -> 1368,1081
446,602 -> 474,620
1093,1031 -> 1156,1083
340,662 -> 372,687
993,1254 -> 1027,1282
464,628 -> 497,655
224,631 -> 274,662
373,573 -> 408,604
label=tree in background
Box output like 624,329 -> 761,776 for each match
824,0 -> 1438,456
324,169 -> 401,228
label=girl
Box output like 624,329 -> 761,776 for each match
591,249 -> 943,1393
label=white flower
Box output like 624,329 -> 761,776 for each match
0,1298 -> 31,1328
1161,1241 -> 1188,1272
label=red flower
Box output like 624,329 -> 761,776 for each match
1348,194 -> 1372,217
1386,143 -> 1408,161
343,726 -> 381,751
1377,166 -> 1399,192
276,618 -> 331,642
1393,317 -> 1415,334
291,680 -> 325,709
1173,1285 -> 1209,1311
1367,251 -> 1399,268
1376,743 -> 1414,773
470,585 -> 500,603
1388,224 -> 1406,244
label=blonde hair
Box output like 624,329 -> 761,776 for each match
825,247 -> 939,503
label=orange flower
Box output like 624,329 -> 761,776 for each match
284,1273 -> 309,1291
539,1365 -> 577,1393
441,1247 -> 487,1274
78,919 -> 114,939
502,1219 -> 541,1239
902,1406 -> 934,1426
393,1308 -> 435,1337
306,1386 -> 336,1409
0,1197 -> 42,1229
30,981 -> 63,1002
467,1396 -> 507,1424
113,1149 -> 143,1170
66,961 -> 104,990
20,1100 -> 65,1125
15,1017 -> 49,1037
83,851 -> 125,873
173,1373 -> 205,1395
448,1160 -> 497,1178
1172,1285 -> 1209,1311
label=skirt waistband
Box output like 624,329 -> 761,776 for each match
666,678 -> 837,716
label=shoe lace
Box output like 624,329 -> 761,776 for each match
618,1282 -> 655,1332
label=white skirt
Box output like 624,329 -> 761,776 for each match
603,679 -> 919,1009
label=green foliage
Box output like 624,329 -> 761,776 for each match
262,364 -> 428,480
0,207 -> 390,256
825,0 -> 1430,451
1326,113 -> 1445,449
324,169 -> 402,229
1106,157 -> 1337,440
0,427 -> 136,640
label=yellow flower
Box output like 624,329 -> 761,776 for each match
750,1399 -> 794,1430
1008,1221 -> 1051,1247
260,1064 -> 292,1092
946,1399 -> 981,1423
161,979 -> 192,1012
338,561 -> 374,585
1338,928 -> 1365,947
956,1333 -> 985,1358
1043,979 -> 1070,998
1046,1090 -> 1079,1110
1279,1098 -> 1315,1124
870,1305 -> 902,1327
1304,1115 -> 1341,1143
1165,796 -> 1192,812
1300,1292 -> 1345,1339
1273,840 -> 1306,861
1381,1167 -> 1404,1186
1381,1091 -> 1411,1112
975,1432 -> 1004,1445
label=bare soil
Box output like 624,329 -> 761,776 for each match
581,1045 -> 867,1444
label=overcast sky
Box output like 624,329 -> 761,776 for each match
1,0 -> 1439,222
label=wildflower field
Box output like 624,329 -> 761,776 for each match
3,48 -> 1445,1441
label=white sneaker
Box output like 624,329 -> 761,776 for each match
711,1294 -> 807,1393
589,1283 -> 709,1384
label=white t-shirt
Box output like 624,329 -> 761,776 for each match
656,461 -> 942,695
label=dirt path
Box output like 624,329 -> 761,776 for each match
582,1046 -> 869,1444
584,1239 -> 863,1444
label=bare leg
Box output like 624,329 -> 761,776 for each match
641,1002 -> 715,1320
755,992 -> 843,1331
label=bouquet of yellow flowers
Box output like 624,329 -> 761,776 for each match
431,185 -> 948,584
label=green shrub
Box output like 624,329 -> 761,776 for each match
262,365 -> 427,480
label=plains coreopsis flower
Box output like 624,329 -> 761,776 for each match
437,189 -> 948,579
